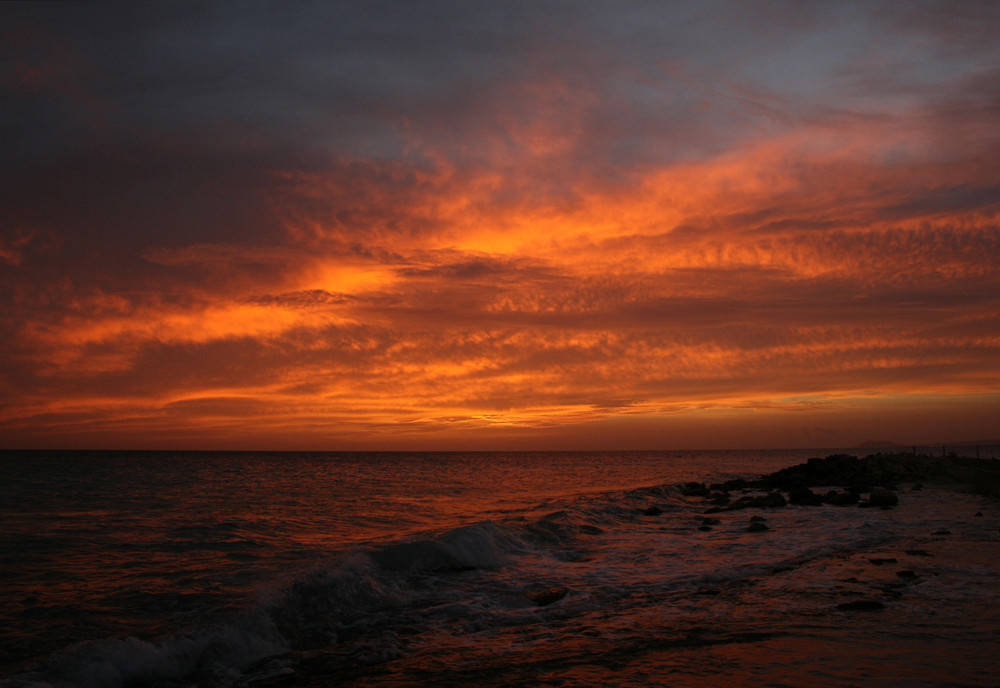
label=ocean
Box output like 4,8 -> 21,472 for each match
1,449 -> 997,687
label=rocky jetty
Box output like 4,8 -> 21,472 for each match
754,453 -> 954,492
681,452 -> 973,515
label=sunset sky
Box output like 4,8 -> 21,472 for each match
2,1 -> 998,450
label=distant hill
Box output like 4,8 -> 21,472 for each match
855,439 -> 1000,450
856,440 -> 904,449
940,439 -> 1000,447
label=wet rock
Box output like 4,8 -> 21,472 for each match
433,565 -> 478,574
528,587 -> 568,606
680,482 -> 710,497
867,486 -> 899,508
712,478 -> 748,492
705,489 -> 788,512
788,486 -> 823,506
747,521 -> 769,532
868,558 -> 897,566
822,489 -> 859,506
759,492 -> 787,508
708,492 -> 731,506
643,505 -> 663,516
837,600 -> 885,611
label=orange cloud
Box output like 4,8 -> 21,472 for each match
3,111 -> 999,449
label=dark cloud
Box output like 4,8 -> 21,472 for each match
244,289 -> 352,309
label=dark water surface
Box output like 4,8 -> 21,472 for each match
1,450 -> 997,687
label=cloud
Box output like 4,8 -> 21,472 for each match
2,1 -> 999,448
0,229 -> 34,266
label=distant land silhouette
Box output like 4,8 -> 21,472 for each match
855,439 -> 1000,450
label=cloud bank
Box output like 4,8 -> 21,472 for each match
1,1 -> 998,448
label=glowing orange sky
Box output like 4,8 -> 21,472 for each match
2,2 -> 999,449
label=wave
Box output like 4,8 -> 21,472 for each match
1,479 -> 913,688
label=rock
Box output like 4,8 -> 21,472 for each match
905,549 -> 932,557
697,525 -> 712,531
701,517 -> 721,525
822,489 -> 859,506
932,529 -> 951,536
528,587 -> 568,606
748,521 -> 769,532
868,558 -> 897,566
643,506 -> 663,516
760,492 -> 787,508
837,600 -> 885,611
749,515 -> 767,523
704,491 -> 785,512
708,492 -> 731,506
712,478 -> 747,491
896,570 -> 917,578
680,482 -> 710,497
974,511 -> 983,517
788,486 -> 824,506
867,486 -> 898,508
756,453 -> 953,493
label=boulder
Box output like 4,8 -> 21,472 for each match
822,490 -> 859,506
867,486 -> 899,508
747,521 -> 769,532
788,486 -> 823,506
680,482 -> 710,497
708,492 -> 731,506
837,600 -> 885,611
756,492 -> 788,508
528,587 -> 568,606
705,491 -> 787,512
643,505 -> 663,516
712,478 -> 748,491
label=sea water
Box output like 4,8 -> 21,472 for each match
1,450 -> 997,687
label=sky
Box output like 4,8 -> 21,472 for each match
1,0 -> 999,451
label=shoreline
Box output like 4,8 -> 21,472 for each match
3,451 -> 997,688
